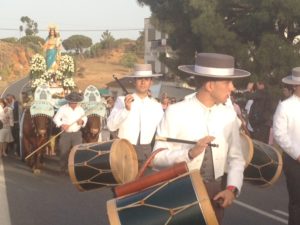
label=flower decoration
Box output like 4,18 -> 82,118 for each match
58,55 -> 75,77
41,69 -> 55,81
62,78 -> 76,89
55,70 -> 64,80
29,53 -> 76,89
29,54 -> 47,79
31,78 -> 47,88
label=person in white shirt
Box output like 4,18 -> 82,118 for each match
107,64 -> 164,167
0,98 -> 14,157
53,92 -> 87,174
273,67 -> 300,225
152,53 -> 250,224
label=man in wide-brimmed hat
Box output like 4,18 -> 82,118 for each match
53,92 -> 87,174
107,64 -> 164,167
273,67 -> 300,225
152,53 -> 250,224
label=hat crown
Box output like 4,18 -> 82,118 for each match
65,92 -> 83,102
292,67 -> 300,78
126,63 -> 162,78
177,52 -> 250,78
196,53 -> 234,68
134,64 -> 152,73
282,67 -> 300,85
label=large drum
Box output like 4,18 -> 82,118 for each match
107,169 -> 219,225
68,139 -> 138,191
244,139 -> 282,187
240,132 -> 254,167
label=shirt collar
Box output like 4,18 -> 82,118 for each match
192,94 -> 217,111
133,93 -> 150,102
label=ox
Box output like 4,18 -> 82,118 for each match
22,101 -> 54,174
82,114 -> 102,143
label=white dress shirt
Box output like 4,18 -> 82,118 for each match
107,93 -> 164,145
153,95 -> 245,190
273,95 -> 300,160
53,104 -> 87,132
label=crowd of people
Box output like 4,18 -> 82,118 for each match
2,52 -> 300,224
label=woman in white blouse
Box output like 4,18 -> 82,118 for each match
0,98 -> 14,157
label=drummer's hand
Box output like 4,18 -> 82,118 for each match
213,189 -> 235,208
188,136 -> 215,159
124,94 -> 134,111
77,119 -> 84,126
61,124 -> 70,131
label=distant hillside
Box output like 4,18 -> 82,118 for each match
0,40 -> 143,93
0,41 -> 34,91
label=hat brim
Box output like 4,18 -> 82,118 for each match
178,65 -> 250,79
65,96 -> 83,103
66,99 -> 82,103
282,76 -> 300,85
126,74 -> 163,78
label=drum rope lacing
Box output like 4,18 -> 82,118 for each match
117,172 -> 210,224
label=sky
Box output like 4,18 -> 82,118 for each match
0,0 -> 151,43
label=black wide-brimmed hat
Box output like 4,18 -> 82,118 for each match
178,53 -> 250,79
126,64 -> 162,78
282,67 -> 300,85
65,92 -> 83,103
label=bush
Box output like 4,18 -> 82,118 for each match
120,53 -> 138,68
0,37 -> 18,43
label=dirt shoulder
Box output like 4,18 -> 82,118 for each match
74,57 -> 132,91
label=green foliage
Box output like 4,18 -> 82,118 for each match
100,30 -> 115,49
19,35 -> 44,45
89,43 -> 104,57
18,35 -> 44,53
138,0 -> 300,88
62,35 -> 92,54
120,52 -> 138,68
0,37 -> 18,43
114,38 -> 132,48
135,31 -> 145,57
20,16 -> 39,36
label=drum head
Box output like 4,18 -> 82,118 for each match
240,132 -> 254,167
244,140 -> 283,187
110,139 -> 138,184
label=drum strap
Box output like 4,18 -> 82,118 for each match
200,146 -> 215,183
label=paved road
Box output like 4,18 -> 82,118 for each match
224,175 -> 289,225
0,156 -> 113,225
0,76 -> 29,99
0,154 -> 289,225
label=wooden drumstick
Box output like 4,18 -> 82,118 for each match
113,74 -> 134,101
155,136 -> 219,148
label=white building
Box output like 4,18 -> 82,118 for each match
144,18 -> 169,74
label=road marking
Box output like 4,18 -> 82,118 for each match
273,209 -> 289,217
0,159 -> 11,225
235,200 -> 288,224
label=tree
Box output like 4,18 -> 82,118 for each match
137,0 -> 300,87
90,43 -> 103,57
20,16 -> 39,36
62,35 -> 92,54
18,35 -> 45,53
100,30 -> 115,49
135,31 -> 145,57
